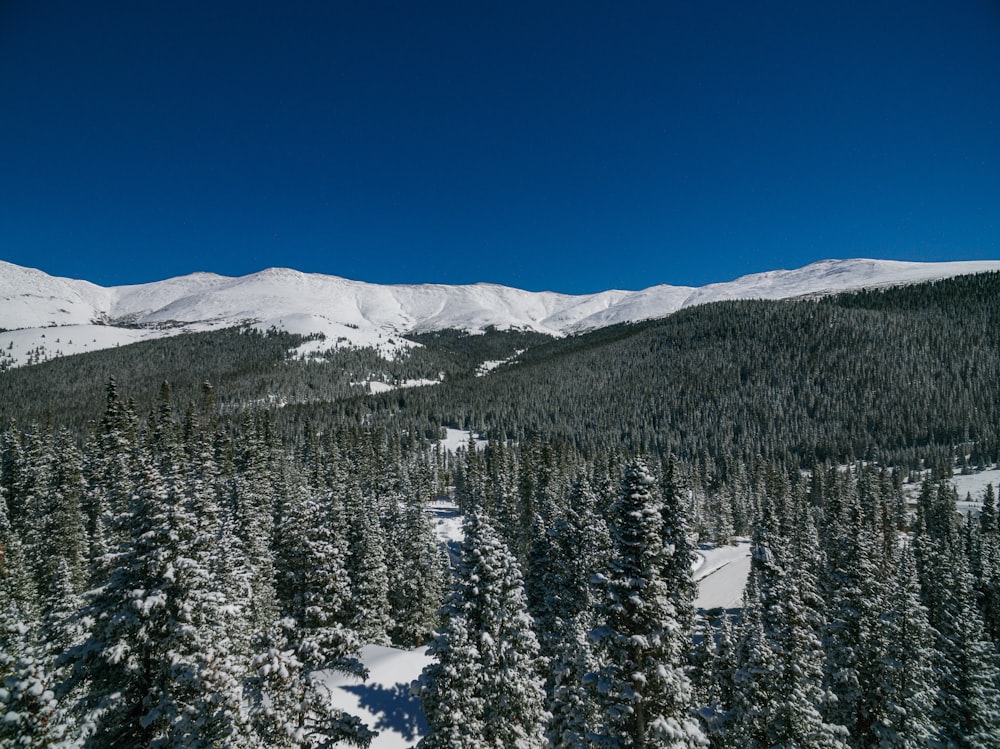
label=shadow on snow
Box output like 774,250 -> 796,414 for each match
342,681 -> 429,742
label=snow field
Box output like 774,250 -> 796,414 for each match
5,257 -> 1000,368
320,644 -> 432,749
951,467 -> 1000,517
436,428 -> 487,453
692,541 -> 753,612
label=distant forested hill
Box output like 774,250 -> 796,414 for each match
337,272 -> 1000,472
0,325 -> 550,433
2,273 -> 999,472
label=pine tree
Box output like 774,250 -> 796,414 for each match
526,511 -> 557,643
974,484 -> 1000,644
588,459 -> 706,748
699,612 -> 737,749
254,470 -> 372,748
532,477 -> 612,653
728,580 -> 777,749
417,511 -> 548,749
48,428 -> 90,592
660,456 -> 699,640
689,619 -> 721,731
913,480 -> 1000,746
69,450 -> 245,747
226,421 -> 281,656
0,621 -> 61,749
933,551 -> 1000,749
387,495 -> 444,647
870,546 -> 939,749
821,489 -> 891,746
248,618 -> 373,748
546,614 -> 600,749
731,493 -> 847,749
1,491 -> 63,748
349,505 -> 392,645
83,379 -> 140,578
770,562 -> 848,749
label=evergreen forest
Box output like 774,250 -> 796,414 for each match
2,273 -> 999,747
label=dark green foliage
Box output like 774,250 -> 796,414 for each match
0,325 -> 552,440
913,481 -> 1000,747
0,327 -> 307,432
343,272 -> 1000,472
588,459 -> 705,748
0,382 -> 457,746
402,326 -> 554,378
416,512 -> 548,749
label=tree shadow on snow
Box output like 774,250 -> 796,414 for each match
342,681 -> 428,741
696,606 -> 744,625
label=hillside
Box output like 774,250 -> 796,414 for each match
3,271 -> 1000,476
317,272 -> 1000,472
3,258 -> 1000,368
3,266 -> 999,748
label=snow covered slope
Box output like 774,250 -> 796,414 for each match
2,258 -> 998,368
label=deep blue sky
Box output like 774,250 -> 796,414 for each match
1,1 -> 998,293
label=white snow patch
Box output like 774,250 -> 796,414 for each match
357,378 -> 441,395
475,349 -> 525,376
951,467 -> 1000,517
437,428 -> 487,453
319,643 -> 432,749
427,499 -> 464,549
0,323 -> 201,367
693,540 -> 752,612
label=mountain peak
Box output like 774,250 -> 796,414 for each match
2,258 -> 998,368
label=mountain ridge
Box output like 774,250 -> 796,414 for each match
2,257 -> 999,368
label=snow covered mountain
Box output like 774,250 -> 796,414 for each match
2,258 -> 999,368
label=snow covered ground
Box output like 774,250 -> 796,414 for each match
475,349 -> 525,376
427,498 -> 464,569
0,323 -> 191,367
436,427 -> 487,453
951,466 -> 1000,517
692,540 -> 753,612
320,644 -> 432,749
355,378 -> 441,395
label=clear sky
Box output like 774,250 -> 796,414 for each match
1,1 -> 998,293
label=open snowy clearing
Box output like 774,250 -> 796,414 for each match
693,540 -> 752,612
320,644 -> 432,749
355,378 -> 442,395
475,349 -> 525,376
0,323 -> 187,367
951,466 -> 1000,517
896,466 -> 1000,518
436,427 -> 487,453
